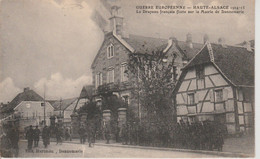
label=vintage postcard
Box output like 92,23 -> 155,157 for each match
0,0 -> 255,158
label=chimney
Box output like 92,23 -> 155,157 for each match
218,37 -> 227,47
163,37 -> 174,53
186,33 -> 193,48
24,87 -> 30,92
109,5 -> 124,37
245,41 -> 252,51
170,36 -> 178,45
203,34 -> 209,44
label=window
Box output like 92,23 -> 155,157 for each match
238,89 -> 243,101
95,72 -> 103,88
107,68 -> 114,83
121,63 -> 128,82
196,66 -> 204,79
107,44 -> 114,59
215,89 -> 223,102
171,66 -> 179,81
196,66 -> 205,89
122,95 -> 129,106
188,93 -> 195,105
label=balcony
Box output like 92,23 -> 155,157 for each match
96,82 -> 131,95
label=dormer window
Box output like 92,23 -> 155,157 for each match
107,44 -> 114,59
196,65 -> 204,79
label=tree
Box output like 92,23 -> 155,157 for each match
128,49 -> 177,127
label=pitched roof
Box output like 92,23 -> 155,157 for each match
79,85 -> 95,99
236,40 -> 255,48
51,98 -> 77,111
91,32 -> 134,69
1,89 -> 44,113
177,41 -> 204,60
123,34 -> 204,59
123,34 -> 168,53
184,42 -> 254,86
91,32 -> 204,68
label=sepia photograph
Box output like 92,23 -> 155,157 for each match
0,0 -> 255,158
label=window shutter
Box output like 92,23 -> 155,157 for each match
183,94 -> 187,104
107,47 -> 109,58
223,88 -> 228,101
209,89 -> 214,102
121,66 -> 123,82
112,69 -> 114,83
100,73 -> 103,85
95,74 -> 98,89
195,93 -> 199,103
107,71 -> 109,83
111,45 -> 114,57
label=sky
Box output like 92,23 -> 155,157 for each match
0,0 -> 255,103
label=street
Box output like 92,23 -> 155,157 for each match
18,140 -> 218,158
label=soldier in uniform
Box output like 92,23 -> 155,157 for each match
26,125 -> 34,150
104,123 -> 111,144
0,129 -> 13,157
42,125 -> 50,148
121,123 -> 128,145
87,123 -> 95,147
206,121 -> 214,150
0,124 -> 13,157
55,125 -> 63,145
8,126 -> 19,157
33,126 -> 40,147
78,126 -> 86,144
64,128 -> 71,141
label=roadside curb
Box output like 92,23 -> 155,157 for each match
93,143 -> 252,158
20,139 -> 252,157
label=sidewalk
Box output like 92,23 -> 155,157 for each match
59,136 -> 254,158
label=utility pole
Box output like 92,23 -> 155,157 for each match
43,84 -> 46,126
137,68 -> 141,123
59,98 -> 62,117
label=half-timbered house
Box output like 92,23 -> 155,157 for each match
174,42 -> 254,134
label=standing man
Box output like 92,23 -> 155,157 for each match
78,126 -> 86,144
87,124 -> 92,147
121,124 -> 128,145
0,128 -> 13,157
25,125 -> 34,150
64,128 -> 71,141
33,126 -> 41,147
42,125 -> 50,148
55,125 -> 63,145
104,123 -> 111,144
8,127 -> 19,157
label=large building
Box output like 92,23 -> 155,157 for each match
91,3 -> 204,117
0,87 -> 54,129
174,42 -> 254,134
89,0 -> 254,136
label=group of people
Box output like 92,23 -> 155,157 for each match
0,120 -> 226,158
25,125 -> 40,149
120,120 -> 226,151
0,124 -> 19,157
78,122 -> 97,147
120,121 -> 227,151
74,120 -> 226,152
169,120 -> 226,151
25,125 -> 51,149
26,124 -> 71,148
